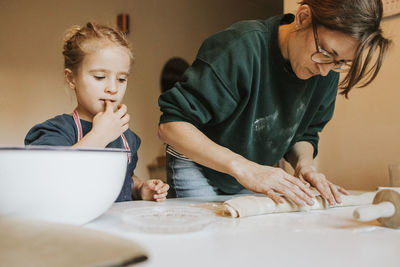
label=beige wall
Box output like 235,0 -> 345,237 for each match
0,0 -> 281,179
284,0 -> 400,189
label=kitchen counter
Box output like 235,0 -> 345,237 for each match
85,195 -> 400,267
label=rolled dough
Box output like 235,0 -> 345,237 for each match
222,191 -> 377,218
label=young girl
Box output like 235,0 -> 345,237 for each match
25,22 -> 169,202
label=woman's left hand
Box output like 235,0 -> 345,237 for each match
140,179 -> 170,202
295,165 -> 349,205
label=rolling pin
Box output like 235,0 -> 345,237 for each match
353,189 -> 400,229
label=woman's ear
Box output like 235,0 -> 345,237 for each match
294,4 -> 313,30
64,68 -> 76,90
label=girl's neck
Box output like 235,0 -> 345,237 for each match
74,108 -> 93,122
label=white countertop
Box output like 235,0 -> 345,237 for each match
85,195 -> 400,267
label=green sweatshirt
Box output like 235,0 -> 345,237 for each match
158,14 -> 339,193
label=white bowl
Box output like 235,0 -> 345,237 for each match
0,146 -> 128,225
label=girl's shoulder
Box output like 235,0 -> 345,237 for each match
36,114 -> 76,133
25,114 -> 76,146
47,113 -> 74,125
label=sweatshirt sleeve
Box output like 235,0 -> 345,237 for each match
158,59 -> 239,127
292,74 -> 339,158
158,27 -> 262,128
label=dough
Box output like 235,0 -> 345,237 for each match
222,191 -> 376,218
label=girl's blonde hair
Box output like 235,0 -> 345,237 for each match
62,22 -> 133,73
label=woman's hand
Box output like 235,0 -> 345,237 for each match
91,101 -> 130,146
139,179 -> 170,202
295,165 -> 349,205
234,161 -> 316,206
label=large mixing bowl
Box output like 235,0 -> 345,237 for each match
0,146 -> 128,225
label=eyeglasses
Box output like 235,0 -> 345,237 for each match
311,22 -> 351,72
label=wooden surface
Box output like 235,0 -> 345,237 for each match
0,217 -> 148,267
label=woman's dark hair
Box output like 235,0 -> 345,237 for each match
299,0 -> 391,97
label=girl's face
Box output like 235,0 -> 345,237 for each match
290,25 -> 358,80
69,44 -> 131,121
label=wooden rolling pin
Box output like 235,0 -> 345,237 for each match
353,189 -> 400,229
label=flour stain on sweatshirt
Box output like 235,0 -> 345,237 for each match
253,104 -> 304,155
253,111 -> 278,134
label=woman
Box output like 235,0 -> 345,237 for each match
158,0 -> 390,205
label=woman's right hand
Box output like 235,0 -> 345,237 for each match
234,162 -> 315,206
91,101 -> 130,146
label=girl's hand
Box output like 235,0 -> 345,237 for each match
140,179 -> 169,202
295,165 -> 349,205
234,162 -> 315,206
91,101 -> 130,146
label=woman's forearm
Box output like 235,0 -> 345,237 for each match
285,141 -> 316,172
158,121 -> 251,178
